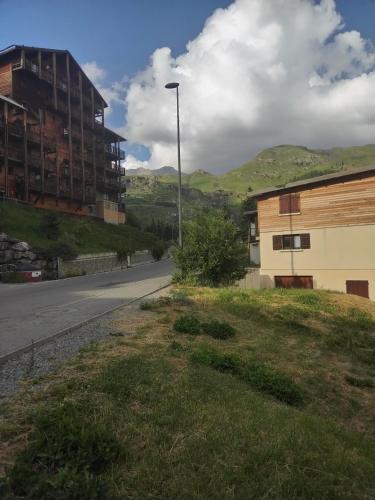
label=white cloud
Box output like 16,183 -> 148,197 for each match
123,0 -> 375,173
82,61 -> 126,117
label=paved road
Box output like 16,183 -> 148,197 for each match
0,260 -> 174,358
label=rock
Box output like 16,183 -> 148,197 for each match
13,251 -> 24,260
0,242 -> 10,250
15,262 -> 42,271
0,250 -> 14,264
8,237 -> 20,244
24,251 -> 37,261
0,233 -> 9,242
12,241 -> 30,251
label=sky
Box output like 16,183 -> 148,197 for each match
1,0 -> 375,174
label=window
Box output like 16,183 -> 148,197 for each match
273,233 -> 310,250
279,193 -> 300,214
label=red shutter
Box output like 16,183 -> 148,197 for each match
279,195 -> 290,214
300,233 -> 310,249
279,193 -> 300,214
273,235 -> 283,250
290,193 -> 300,213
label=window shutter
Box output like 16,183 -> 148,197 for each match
290,193 -> 300,213
279,195 -> 290,214
300,233 -> 310,249
273,235 -> 283,250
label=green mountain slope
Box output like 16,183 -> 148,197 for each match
156,144 -> 375,195
126,144 -> 375,229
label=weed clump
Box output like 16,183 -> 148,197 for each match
5,402 -> 122,499
201,319 -> 236,339
174,315 -> 236,340
345,375 -> 374,389
174,314 -> 201,334
191,346 -> 303,406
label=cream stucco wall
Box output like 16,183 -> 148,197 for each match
259,224 -> 375,299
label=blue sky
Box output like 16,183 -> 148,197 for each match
1,0 -> 375,171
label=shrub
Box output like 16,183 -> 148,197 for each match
37,241 -> 78,261
0,271 -> 27,283
6,402 -> 121,498
151,242 -> 165,261
39,212 -> 61,240
191,347 -> 241,373
201,319 -> 236,339
174,314 -> 201,334
172,210 -> 247,286
140,301 -> 152,311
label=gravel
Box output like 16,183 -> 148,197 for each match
0,288 -> 168,400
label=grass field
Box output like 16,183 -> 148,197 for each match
1,287 -> 375,498
0,201 -> 158,254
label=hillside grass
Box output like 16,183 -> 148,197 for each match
1,287 -> 375,498
158,144 -> 375,196
0,201 -> 158,254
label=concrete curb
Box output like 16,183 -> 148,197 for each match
0,283 -> 171,366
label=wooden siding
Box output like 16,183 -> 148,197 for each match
258,175 -> 375,232
0,63 -> 12,96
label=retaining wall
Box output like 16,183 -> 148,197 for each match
58,250 -> 154,278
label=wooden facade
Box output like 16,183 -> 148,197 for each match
258,173 -> 375,233
247,166 -> 375,298
0,45 -> 126,221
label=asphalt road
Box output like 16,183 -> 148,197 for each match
0,259 -> 174,359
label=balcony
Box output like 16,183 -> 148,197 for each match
104,144 -> 125,160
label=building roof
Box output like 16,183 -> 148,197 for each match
247,164 -> 375,199
0,93 -> 26,110
0,45 -> 108,108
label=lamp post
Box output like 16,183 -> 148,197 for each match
165,82 -> 183,247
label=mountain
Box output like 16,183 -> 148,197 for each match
125,144 -> 375,230
127,166 -> 180,177
153,144 -> 375,195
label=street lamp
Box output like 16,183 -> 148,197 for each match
165,82 -> 183,247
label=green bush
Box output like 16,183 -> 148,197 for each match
201,319 -> 236,339
151,242 -> 165,261
172,210 -> 247,286
0,271 -> 27,283
174,314 -> 201,335
39,212 -> 61,240
6,402 -> 121,499
37,241 -> 78,261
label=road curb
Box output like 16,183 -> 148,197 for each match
0,283 -> 171,366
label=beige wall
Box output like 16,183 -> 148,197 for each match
259,224 -> 375,299
96,200 -> 124,225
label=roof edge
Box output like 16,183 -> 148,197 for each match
248,164 -> 375,199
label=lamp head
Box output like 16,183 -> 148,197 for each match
165,82 -> 179,89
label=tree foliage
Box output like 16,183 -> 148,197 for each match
173,211 -> 247,286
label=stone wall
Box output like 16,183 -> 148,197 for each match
0,233 -> 42,272
58,250 -> 156,278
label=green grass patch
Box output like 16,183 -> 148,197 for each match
191,346 -> 304,406
4,401 -> 122,499
0,201 -> 159,254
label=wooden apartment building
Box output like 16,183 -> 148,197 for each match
247,165 -> 375,299
0,45 -> 126,224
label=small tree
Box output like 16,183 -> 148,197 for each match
40,213 -> 61,240
173,211 -> 247,286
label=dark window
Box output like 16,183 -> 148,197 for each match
273,233 -> 310,250
279,193 -> 300,214
275,276 -> 313,289
346,280 -> 369,299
